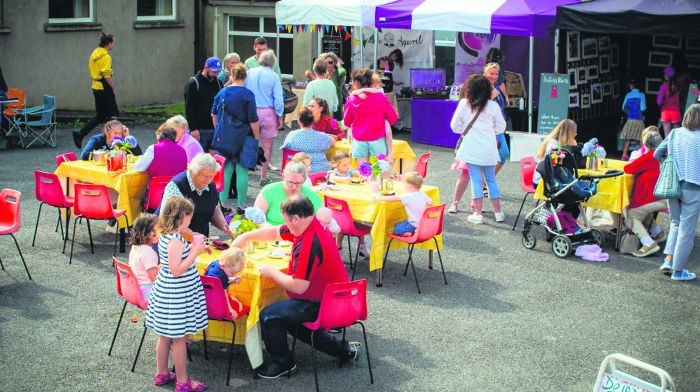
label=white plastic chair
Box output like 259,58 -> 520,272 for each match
593,353 -> 675,392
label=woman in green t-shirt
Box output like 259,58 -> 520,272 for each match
253,161 -> 322,225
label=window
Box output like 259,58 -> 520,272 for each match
49,0 -> 93,23
435,30 -> 456,84
227,16 -> 294,75
137,0 -> 176,21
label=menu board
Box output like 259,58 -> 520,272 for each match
537,73 -> 570,134
322,36 -> 342,57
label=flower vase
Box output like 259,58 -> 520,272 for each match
587,156 -> 599,171
370,174 -> 381,194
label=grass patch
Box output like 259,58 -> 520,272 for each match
123,102 -> 185,117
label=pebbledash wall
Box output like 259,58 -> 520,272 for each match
0,0 -> 195,111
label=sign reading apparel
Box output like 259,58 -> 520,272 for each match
537,73 -> 570,134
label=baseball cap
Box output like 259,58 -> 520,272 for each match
206,57 -> 222,72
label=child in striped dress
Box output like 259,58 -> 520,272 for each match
145,196 -> 209,391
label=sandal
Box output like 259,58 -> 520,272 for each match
153,372 -> 177,386
175,379 -> 207,392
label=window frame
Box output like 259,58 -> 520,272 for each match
226,15 -> 294,76
136,0 -> 177,22
48,0 -> 94,24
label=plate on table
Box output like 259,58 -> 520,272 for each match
268,249 -> 287,259
278,240 -> 292,247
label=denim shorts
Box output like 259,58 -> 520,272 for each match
351,138 -> 387,159
394,220 -> 417,236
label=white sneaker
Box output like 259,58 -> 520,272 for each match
495,212 -> 506,223
467,213 -> 484,224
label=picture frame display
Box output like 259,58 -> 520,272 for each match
610,45 -> 619,67
612,82 -> 620,98
602,82 -> 612,96
581,93 -> 591,109
591,83 -> 603,103
648,51 -> 673,67
569,68 -> 577,90
567,31 -> 580,62
653,35 -> 682,49
645,78 -> 664,94
687,37 -> 700,51
587,65 -> 599,81
569,92 -> 580,108
577,67 -> 587,84
598,36 -> 610,51
582,38 -> 598,59
599,55 -> 610,74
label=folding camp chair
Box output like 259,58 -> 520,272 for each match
16,95 -> 57,148
593,353 -> 675,392
2,88 -> 25,142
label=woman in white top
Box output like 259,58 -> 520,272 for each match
450,75 -> 507,224
532,119 -> 578,185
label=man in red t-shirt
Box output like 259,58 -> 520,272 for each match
233,196 -> 357,379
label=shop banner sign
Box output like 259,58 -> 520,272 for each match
454,33 -> 501,84
352,27 -> 434,72
537,73 -> 570,134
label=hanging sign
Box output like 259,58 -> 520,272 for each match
454,33 -> 501,85
537,73 -> 570,134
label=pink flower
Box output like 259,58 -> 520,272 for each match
376,153 -> 386,161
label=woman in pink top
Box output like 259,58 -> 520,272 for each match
657,67 -> 682,138
343,68 -> 398,166
128,214 -> 159,300
166,115 -> 204,163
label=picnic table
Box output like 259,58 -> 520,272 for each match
327,139 -> 416,174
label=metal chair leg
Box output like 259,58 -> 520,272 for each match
57,209 -> 64,240
108,301 -> 127,356
226,322 -> 237,386
69,217 -> 78,264
403,244 -> 413,276
113,226 -> 119,256
310,330 -> 320,392
407,244 -> 421,294
433,237 -> 447,285
381,238 -> 393,275
85,219 -> 94,254
356,321 -> 374,384
131,325 -> 147,372
0,256 -> 4,270
203,329 -> 208,360
32,202 -> 44,246
351,237 -> 361,281
512,192 -> 531,231
10,234 -> 32,280
339,328 -> 347,368
346,235 -> 353,266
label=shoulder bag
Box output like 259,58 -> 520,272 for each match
653,130 -> 681,199
454,109 -> 481,154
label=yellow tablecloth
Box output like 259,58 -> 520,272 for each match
55,160 -> 149,228
317,182 -> 442,272
327,139 -> 416,174
193,244 -> 289,368
534,159 -> 634,215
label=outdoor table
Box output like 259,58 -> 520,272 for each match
192,243 -> 289,368
534,158 -> 634,248
410,99 -> 460,148
327,139 -> 416,174
316,182 -> 442,286
55,159 -> 149,252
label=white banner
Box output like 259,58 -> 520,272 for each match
352,27 -> 434,87
454,32 -> 501,84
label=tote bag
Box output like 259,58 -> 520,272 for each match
653,130 -> 681,199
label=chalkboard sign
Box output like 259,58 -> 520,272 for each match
537,73 -> 570,134
684,83 -> 699,112
322,36 -> 342,57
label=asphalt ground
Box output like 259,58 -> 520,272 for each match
1,125 -> 699,392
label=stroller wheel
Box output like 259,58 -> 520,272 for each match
522,231 -> 537,249
552,235 -> 572,258
590,229 -> 605,246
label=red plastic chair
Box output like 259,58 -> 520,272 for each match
325,196 -> 372,280
290,280 -> 374,391
67,184 -> 128,264
200,275 -> 250,386
32,170 -> 75,251
382,204 -> 446,294
0,189 -> 31,280
414,152 -> 431,178
309,171 -> 328,186
108,257 -> 149,372
281,148 -> 300,173
212,154 -> 226,193
512,157 -> 538,231
55,152 -> 77,167
143,176 -> 172,213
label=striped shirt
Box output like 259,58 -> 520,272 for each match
654,127 -> 700,186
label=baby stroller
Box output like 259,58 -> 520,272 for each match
520,148 -> 623,258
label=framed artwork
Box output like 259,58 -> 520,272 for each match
582,38 -> 598,59
687,37 -> 700,51
686,53 -> 700,69
567,31 -> 580,62
645,77 -> 664,94
569,92 -> 580,108
653,35 -> 682,49
598,36 -> 610,51
581,93 -> 591,109
602,82 -> 612,96
591,83 -> 603,103
599,55 -> 610,74
577,67 -> 587,84
587,65 -> 599,80
569,68 -> 577,89
610,45 -> 619,67
648,51 -> 673,67
613,82 -> 620,98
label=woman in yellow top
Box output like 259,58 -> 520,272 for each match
73,32 -> 119,149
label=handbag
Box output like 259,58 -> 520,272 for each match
239,135 -> 260,170
619,231 -> 641,255
454,109 -> 482,153
653,130 -> 681,199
